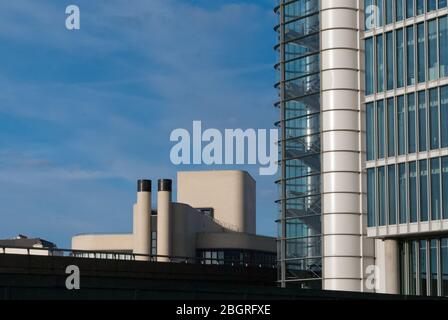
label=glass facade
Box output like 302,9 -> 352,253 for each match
275,0 -> 321,289
367,156 -> 448,227
274,0 -> 448,294
400,236 -> 448,296
440,16 -> 448,77
365,3 -> 448,295
365,13 -> 448,95
366,85 -> 448,161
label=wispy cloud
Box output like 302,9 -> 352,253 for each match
0,0 -> 277,246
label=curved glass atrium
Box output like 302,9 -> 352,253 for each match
274,0 -> 321,289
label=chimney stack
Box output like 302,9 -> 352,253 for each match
157,179 -> 172,261
133,179 -> 151,261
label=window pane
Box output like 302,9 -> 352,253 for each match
431,158 -> 441,220
366,103 -> 375,160
417,0 -> 425,15
377,34 -> 384,92
368,168 -> 376,227
420,240 -> 427,296
397,95 -> 406,155
427,0 -> 437,11
378,166 -> 386,226
440,0 -> 448,8
378,100 -> 386,158
396,0 -> 404,21
396,29 -> 405,88
386,32 -> 395,90
408,93 -> 417,153
441,86 -> 448,148
406,0 -> 414,18
389,165 -> 397,224
418,91 -> 427,152
386,0 -> 394,24
442,157 -> 448,220
430,239 -> 438,296
420,159 -> 429,222
440,17 -> 448,79
386,32 -> 394,90
284,0 -> 319,22
366,37 -> 375,95
285,55 -> 320,81
429,88 -> 439,150
378,0 -> 384,27
410,161 -> 418,223
428,20 -> 438,81
388,98 -> 395,156
407,26 -> 415,85
399,163 -> 407,223
442,238 -> 448,296
417,23 -> 426,83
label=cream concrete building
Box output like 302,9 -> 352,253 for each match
72,170 -> 276,266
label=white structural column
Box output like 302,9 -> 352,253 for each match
321,0 -> 375,291
157,179 -> 172,261
375,239 -> 399,294
133,179 -> 152,261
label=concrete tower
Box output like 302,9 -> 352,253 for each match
157,179 -> 172,261
133,179 -> 152,260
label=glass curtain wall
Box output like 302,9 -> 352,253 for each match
275,0 -> 322,289
366,14 -> 448,96
400,236 -> 448,297
365,86 -> 448,161
366,156 -> 447,227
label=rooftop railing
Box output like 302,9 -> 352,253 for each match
0,245 -> 276,269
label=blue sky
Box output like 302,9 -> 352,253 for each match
0,0 -> 278,248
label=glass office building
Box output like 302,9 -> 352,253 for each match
275,0 -> 448,295
365,0 -> 448,296
275,0 -> 372,292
